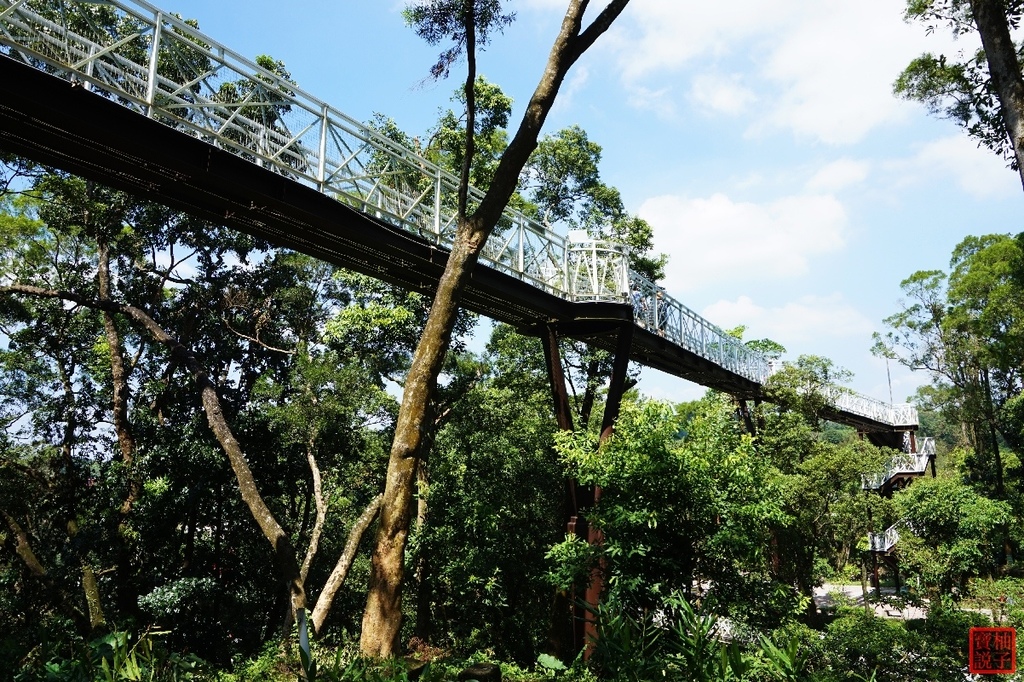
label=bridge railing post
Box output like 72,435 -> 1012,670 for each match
83,43 -> 96,93
144,11 -> 163,118
517,218 -> 525,274
433,168 -> 442,240
316,105 -> 328,192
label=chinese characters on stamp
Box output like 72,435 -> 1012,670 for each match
970,627 -> 1016,675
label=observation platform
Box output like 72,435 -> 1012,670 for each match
0,0 -> 916,435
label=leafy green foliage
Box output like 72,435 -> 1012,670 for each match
817,612 -> 919,682
896,0 -> 1024,168
403,0 -> 515,80
424,76 -> 513,191
894,475 -> 1012,593
410,335 -> 562,660
876,234 -> 1024,496
894,51 -> 1009,163
553,396 -> 793,625
521,125 -> 666,281
17,629 -> 205,681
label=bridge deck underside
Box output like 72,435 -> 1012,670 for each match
0,56 -> 907,431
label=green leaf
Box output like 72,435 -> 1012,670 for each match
536,653 -> 566,672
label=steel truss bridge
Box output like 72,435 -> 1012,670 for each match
0,0 -> 916,439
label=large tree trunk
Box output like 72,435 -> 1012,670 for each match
969,0 -> 1024,189
360,1 -> 630,655
96,237 -> 137,507
358,0 -> 632,657
2,510 -> 47,577
981,368 -> 1005,496
359,232 -> 482,657
79,547 -> 107,632
96,236 -> 141,616
53,350 -> 109,634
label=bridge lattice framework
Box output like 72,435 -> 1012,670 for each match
0,0 -> 917,434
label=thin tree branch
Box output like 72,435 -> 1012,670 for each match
299,433 -> 327,583
220,313 -> 296,355
312,494 -> 384,634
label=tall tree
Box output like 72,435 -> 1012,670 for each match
875,233 -> 1024,496
360,0 -> 632,657
896,0 -> 1024,188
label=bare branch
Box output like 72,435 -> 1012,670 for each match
299,434 -> 327,583
312,494 -> 383,634
221,312 -> 296,355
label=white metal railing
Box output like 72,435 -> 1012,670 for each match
867,524 -> 899,553
861,439 -> 933,490
628,269 -> 772,383
0,0 -> 916,423
918,436 -> 935,456
830,388 -> 918,427
566,231 -> 631,303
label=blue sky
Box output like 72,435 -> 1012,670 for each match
163,0 -> 1023,406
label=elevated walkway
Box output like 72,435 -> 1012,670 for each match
0,0 -> 915,433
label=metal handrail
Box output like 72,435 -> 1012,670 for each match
919,436 -> 935,455
832,390 -> 917,427
867,524 -> 899,553
0,0 -> 918,425
861,442 -> 933,490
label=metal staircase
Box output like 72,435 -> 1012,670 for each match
868,524 -> 900,554
860,437 -> 936,590
861,437 -> 936,493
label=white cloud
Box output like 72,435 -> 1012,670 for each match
702,294 -> 875,344
626,84 -> 677,117
752,1 -> 932,144
612,0 -> 796,82
611,0 -> 970,144
806,158 -> 870,192
639,192 -> 847,293
689,73 -> 756,116
891,135 -> 1021,199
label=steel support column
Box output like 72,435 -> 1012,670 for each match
599,322 -> 635,443
582,322 -> 635,657
735,397 -> 756,435
540,324 -> 584,659
542,325 -> 575,434
541,323 -> 581,535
